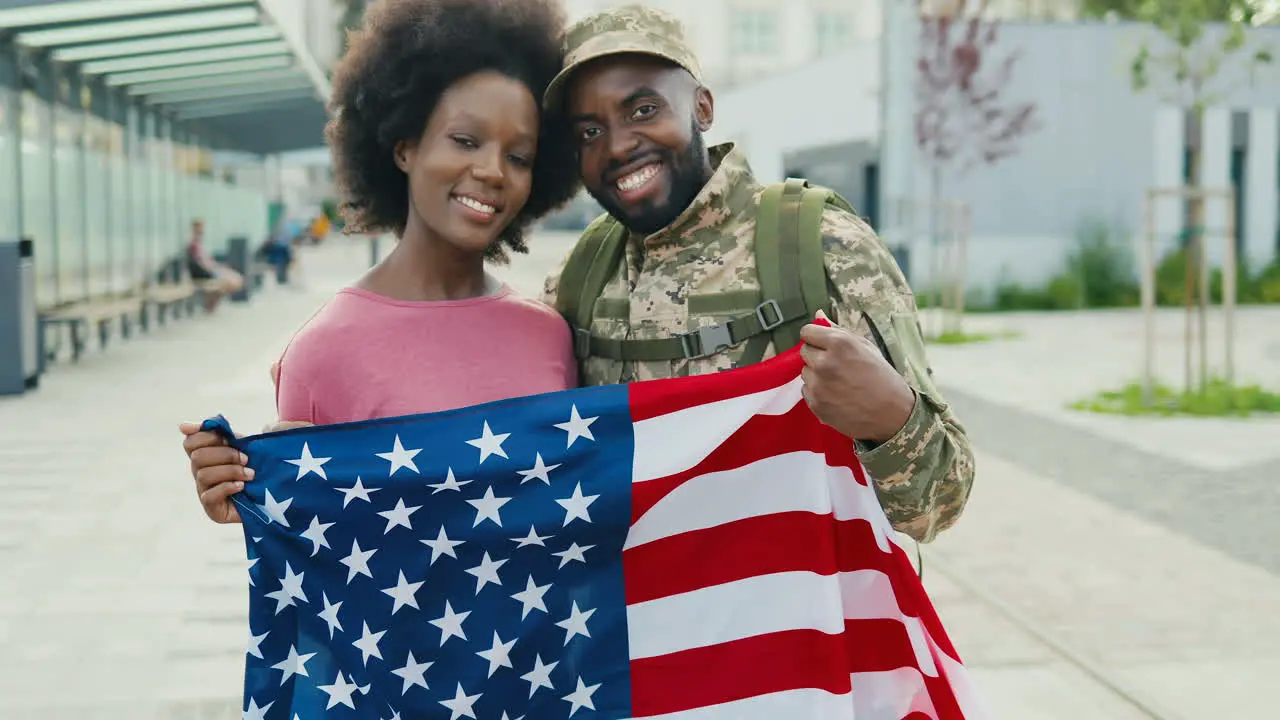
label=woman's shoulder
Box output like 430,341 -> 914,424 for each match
492,287 -> 571,335
278,289 -> 374,368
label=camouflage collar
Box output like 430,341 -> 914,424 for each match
632,142 -> 761,247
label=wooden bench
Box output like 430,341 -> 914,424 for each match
39,294 -> 145,362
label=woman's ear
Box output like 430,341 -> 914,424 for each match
393,140 -> 414,173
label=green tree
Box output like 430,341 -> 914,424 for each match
1094,0 -> 1273,398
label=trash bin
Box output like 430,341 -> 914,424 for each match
226,235 -> 251,302
0,238 -> 40,396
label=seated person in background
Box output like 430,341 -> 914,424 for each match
187,219 -> 244,312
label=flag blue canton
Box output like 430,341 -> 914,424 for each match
207,384 -> 636,720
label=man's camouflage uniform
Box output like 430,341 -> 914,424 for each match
541,6 -> 975,543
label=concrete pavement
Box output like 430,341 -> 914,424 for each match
1,234 -> 1276,718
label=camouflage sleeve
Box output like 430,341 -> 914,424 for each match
820,207 -> 976,543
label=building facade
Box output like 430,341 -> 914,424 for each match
703,19 -> 1280,294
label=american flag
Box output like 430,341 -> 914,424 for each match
204,341 -> 988,720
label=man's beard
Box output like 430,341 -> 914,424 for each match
589,127 -> 709,236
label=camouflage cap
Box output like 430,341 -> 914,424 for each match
543,4 -> 703,112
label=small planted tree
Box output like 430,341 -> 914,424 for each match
915,0 -> 1041,335
1083,0 -> 1273,402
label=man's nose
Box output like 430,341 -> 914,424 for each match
606,127 -> 641,164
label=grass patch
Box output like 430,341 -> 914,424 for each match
928,330 -> 1022,345
1069,377 -> 1280,417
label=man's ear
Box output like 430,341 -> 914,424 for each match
393,139 -> 414,174
693,86 -> 714,132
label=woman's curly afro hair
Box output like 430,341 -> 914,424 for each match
325,0 -> 581,261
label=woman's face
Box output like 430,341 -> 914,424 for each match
395,70 -> 539,254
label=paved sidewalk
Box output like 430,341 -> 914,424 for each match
0,236 -> 1273,718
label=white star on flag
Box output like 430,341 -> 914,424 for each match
554,405 -> 597,448
553,542 -> 593,568
335,477 -> 379,507
317,670 -> 360,710
352,621 -> 386,666
285,442 -> 330,480
421,526 -> 465,564
382,570 -> 424,615
430,600 -> 470,646
562,677 -> 600,717
439,683 -> 482,720
270,644 -> 316,684
511,526 -> 550,548
515,453 -> 560,485
510,576 -> 552,619
300,516 -> 333,557
555,483 -> 598,526
556,601 -> 594,645
262,489 -> 292,527
376,435 -> 422,476
429,467 -> 471,493
520,654 -> 558,697
378,498 -> 422,534
391,651 -> 432,694
465,552 -> 507,594
466,421 -> 510,464
476,631 -> 517,677
467,486 -> 510,528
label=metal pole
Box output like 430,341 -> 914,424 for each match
1197,189 -> 1209,394
1224,188 -> 1237,387
1141,191 -> 1156,407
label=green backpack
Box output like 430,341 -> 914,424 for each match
554,177 -> 858,366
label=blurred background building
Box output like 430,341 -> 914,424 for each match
1,0 -> 1278,317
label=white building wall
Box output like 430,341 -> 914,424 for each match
706,21 -> 1280,292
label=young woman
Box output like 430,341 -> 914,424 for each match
180,0 -> 581,524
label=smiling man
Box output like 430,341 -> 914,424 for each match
540,5 -> 975,543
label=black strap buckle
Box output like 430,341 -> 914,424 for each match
755,299 -> 784,331
679,323 -> 734,360
573,327 -> 591,359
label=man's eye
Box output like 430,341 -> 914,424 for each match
633,104 -> 657,118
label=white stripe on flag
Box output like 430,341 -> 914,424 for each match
625,451 -> 850,550
627,569 -> 927,667
627,570 -> 846,660
850,668 -> 941,719
632,376 -> 804,483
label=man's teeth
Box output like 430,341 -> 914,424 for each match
617,164 -> 660,191
456,196 -> 496,214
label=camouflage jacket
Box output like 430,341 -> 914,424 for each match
542,142 -> 975,542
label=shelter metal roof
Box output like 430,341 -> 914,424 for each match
0,0 -> 333,154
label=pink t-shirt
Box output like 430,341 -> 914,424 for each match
275,285 -> 577,425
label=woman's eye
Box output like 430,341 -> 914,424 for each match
453,136 -> 478,149
634,104 -> 657,118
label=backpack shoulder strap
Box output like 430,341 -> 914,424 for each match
554,213 -> 628,358
743,178 -> 837,363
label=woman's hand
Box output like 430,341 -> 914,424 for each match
179,420 -> 314,523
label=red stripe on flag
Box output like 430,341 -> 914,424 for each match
623,507 -> 964,665
627,344 -> 808,422
629,628 -> 849,717
630,402 -> 862,524
624,512 -> 900,605
629,621 -> 928,717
